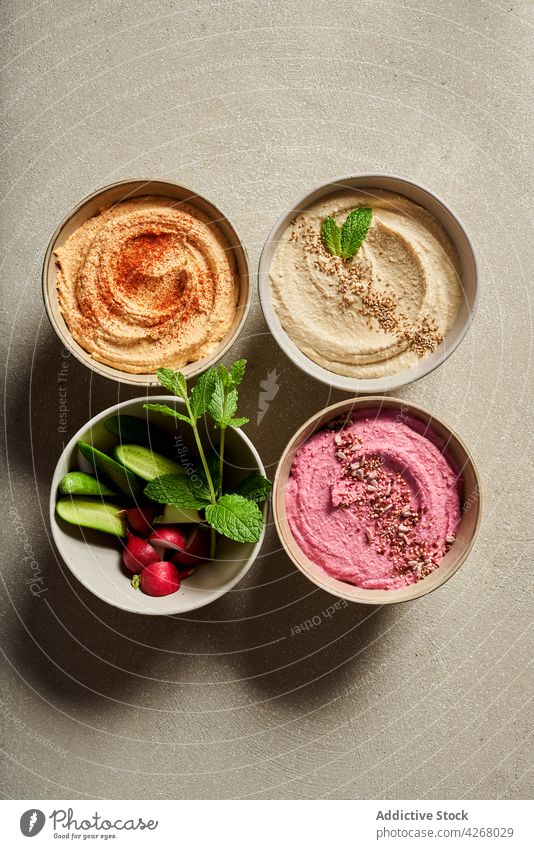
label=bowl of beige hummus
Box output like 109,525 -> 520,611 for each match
273,397 -> 482,605
43,179 -> 250,385
259,175 -> 478,392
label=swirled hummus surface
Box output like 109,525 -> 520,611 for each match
55,196 -> 239,373
286,410 -> 462,590
270,189 -> 463,378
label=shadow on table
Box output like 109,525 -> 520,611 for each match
7,325 -> 395,718
219,548 -> 394,713
9,534 -> 394,722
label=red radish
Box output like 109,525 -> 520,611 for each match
148,525 -> 188,552
124,506 -> 160,535
123,532 -> 159,574
140,561 -> 181,597
172,526 -> 210,567
176,566 -> 196,579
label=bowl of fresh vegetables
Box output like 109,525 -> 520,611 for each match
50,360 -> 271,614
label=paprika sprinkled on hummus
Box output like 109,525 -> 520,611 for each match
55,196 -> 239,374
286,409 -> 462,589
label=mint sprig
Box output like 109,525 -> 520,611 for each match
321,206 -> 373,260
321,217 -> 342,257
144,474 -> 211,510
156,368 -> 188,400
205,494 -> 263,544
189,368 -> 217,420
143,403 -> 191,425
232,472 -> 272,503
143,360 -> 269,554
207,358 -> 249,497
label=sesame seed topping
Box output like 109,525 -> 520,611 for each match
329,418 -> 456,583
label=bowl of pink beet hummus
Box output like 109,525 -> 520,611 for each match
273,398 -> 481,604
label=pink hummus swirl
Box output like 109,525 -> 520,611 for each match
286,410 -> 462,589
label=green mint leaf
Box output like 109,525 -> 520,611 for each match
189,367 -> 217,420
232,472 -> 272,503
144,474 -> 210,509
131,574 -> 140,590
143,403 -> 191,425
340,207 -> 373,259
187,466 -> 212,503
156,368 -> 188,400
225,389 -> 238,420
207,360 -> 246,427
207,374 -> 225,424
218,363 -> 230,388
208,376 -> 237,427
205,494 -> 264,543
228,359 -> 247,389
227,416 -> 249,428
321,216 -> 342,257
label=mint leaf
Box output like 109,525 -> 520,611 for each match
225,390 -> 238,420
208,375 -> 237,427
218,363 -> 230,388
189,367 -> 217,420
207,374 -> 225,423
205,494 -> 264,543
188,465 -> 213,502
144,403 -> 191,425
321,216 -> 342,257
206,360 -> 247,428
157,368 -> 188,400
227,416 -> 249,428
232,472 -> 272,503
340,207 -> 372,259
228,359 -> 246,389
145,474 -> 210,509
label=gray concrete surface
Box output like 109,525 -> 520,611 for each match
1,0 -> 533,800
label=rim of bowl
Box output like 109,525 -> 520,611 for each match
258,173 -> 479,394
272,396 -> 483,605
42,178 -> 251,387
49,395 -> 268,615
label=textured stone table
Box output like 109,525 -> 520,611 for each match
1,0 -> 532,799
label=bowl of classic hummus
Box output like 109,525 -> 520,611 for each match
43,179 -> 250,385
273,397 -> 481,604
259,175 -> 478,392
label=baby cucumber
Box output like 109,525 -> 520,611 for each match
112,444 -> 185,482
58,471 -> 117,497
78,441 -> 142,498
154,504 -> 202,524
56,497 -> 127,537
104,415 -> 169,454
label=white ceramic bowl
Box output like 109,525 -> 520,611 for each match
258,174 -> 478,393
273,396 -> 482,605
50,396 -> 268,615
43,179 -> 250,386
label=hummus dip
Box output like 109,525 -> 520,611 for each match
270,189 -> 462,379
55,196 -> 239,374
286,410 -> 461,589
